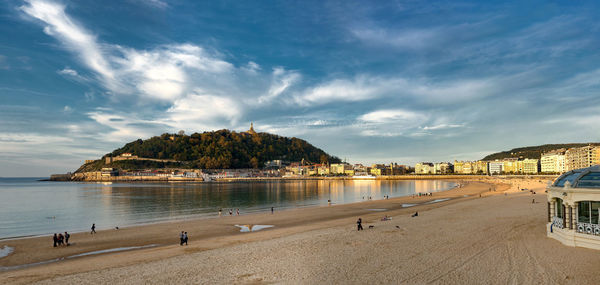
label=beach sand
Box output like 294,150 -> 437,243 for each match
2,177 -> 598,284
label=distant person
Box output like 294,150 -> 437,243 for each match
271,207 -> 274,214
53,233 -> 58,247
64,231 -> 70,246
58,233 -> 64,246
236,208 -> 240,215
328,199 -> 331,206
91,223 -> 96,234
183,232 -> 188,245
180,231 -> 184,246
357,218 -> 363,231
229,209 -> 233,216
219,208 -> 222,217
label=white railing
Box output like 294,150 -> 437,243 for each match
552,216 -> 564,229
576,222 -> 600,236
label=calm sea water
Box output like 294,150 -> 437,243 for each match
0,178 -> 456,239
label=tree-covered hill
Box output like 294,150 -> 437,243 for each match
482,143 -> 600,161
81,129 -> 341,171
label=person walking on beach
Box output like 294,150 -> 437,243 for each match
219,208 -> 222,217
91,223 -> 96,234
229,209 -> 233,216
64,231 -> 70,246
53,233 -> 58,247
180,231 -> 184,246
183,232 -> 188,245
58,233 -> 64,246
271,207 -> 274,214
357,218 -> 363,231
236,208 -> 240,215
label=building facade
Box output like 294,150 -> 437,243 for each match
547,166 -> 600,250
541,150 -> 566,173
415,162 -> 434,174
566,146 -> 600,171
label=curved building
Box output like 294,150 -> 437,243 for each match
547,166 -> 600,249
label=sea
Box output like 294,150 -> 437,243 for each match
0,178 -> 456,239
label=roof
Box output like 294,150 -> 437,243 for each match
553,166 -> 600,188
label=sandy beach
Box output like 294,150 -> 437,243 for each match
2,177 -> 599,284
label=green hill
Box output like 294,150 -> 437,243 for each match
482,143 -> 600,161
77,129 -> 341,171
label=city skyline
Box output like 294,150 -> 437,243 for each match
2,0 -> 600,176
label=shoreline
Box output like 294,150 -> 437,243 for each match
0,179 -> 479,266
44,174 -> 558,182
0,180 -> 460,241
0,177 -> 555,284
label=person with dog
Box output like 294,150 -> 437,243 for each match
357,218 -> 363,231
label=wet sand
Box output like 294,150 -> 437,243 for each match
3,177 -> 597,284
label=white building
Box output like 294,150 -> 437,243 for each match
415,162 -> 434,174
547,166 -> 600,250
541,150 -> 566,173
488,161 -> 503,175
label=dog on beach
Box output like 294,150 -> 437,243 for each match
368,225 -> 374,229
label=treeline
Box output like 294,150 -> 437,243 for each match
482,143 -> 600,160
104,129 -> 340,169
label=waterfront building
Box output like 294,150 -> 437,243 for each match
330,163 -> 352,175
473,161 -> 489,175
547,166 -> 600,250
488,161 -> 503,175
317,165 -> 330,175
433,162 -> 453,174
502,158 -> 520,174
370,164 -> 389,176
541,149 -> 566,173
566,146 -> 600,171
522,158 -> 540,174
415,162 -> 434,174
453,161 -> 464,174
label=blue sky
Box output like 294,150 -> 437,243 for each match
1,0 -> 600,176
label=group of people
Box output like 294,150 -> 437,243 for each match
52,232 -> 70,247
218,208 -> 241,216
179,231 -> 189,245
413,192 -> 433,197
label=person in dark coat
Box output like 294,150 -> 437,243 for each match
64,232 -> 70,246
53,233 -> 58,247
357,218 -> 363,231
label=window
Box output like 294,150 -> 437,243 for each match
556,199 -> 563,218
577,201 -> 600,224
555,172 -> 581,187
592,202 -> 600,224
577,172 -> 600,188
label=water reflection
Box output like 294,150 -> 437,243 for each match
0,178 -> 455,238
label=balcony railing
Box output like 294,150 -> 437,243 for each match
576,222 -> 600,236
552,216 -> 564,229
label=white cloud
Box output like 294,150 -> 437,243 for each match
22,1 -> 233,102
358,109 -> 427,123
257,68 -> 300,104
295,76 -> 402,106
57,67 -> 78,76
422,124 -> 463,130
243,61 -> 261,73
164,91 -> 241,130
22,0 -> 114,79
63,105 -> 72,112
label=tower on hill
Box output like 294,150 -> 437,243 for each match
248,122 -> 257,135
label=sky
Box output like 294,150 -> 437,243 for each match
1,0 -> 600,176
